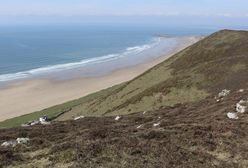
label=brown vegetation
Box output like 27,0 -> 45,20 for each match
1,30 -> 248,167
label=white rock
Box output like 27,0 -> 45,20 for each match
216,99 -> 221,102
23,116 -> 49,127
236,103 -> 246,113
153,122 -> 161,127
137,125 -> 142,129
1,141 -> 17,147
39,116 -> 48,123
158,116 -> 161,119
16,138 -> 30,144
30,120 -> 39,126
236,100 -> 247,113
1,138 -> 30,148
143,111 -> 147,114
21,124 -> 30,127
218,89 -> 230,98
115,116 -> 121,121
227,112 -> 239,120
239,100 -> 246,104
41,121 -> 51,125
74,116 -> 85,120
1,142 -> 10,147
239,89 -> 245,93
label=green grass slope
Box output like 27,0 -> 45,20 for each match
1,29 -> 248,128
57,29 -> 248,120
1,29 -> 248,167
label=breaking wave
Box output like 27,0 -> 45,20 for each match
0,37 -> 161,82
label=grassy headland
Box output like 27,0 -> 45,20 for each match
1,30 -> 248,167
1,30 -> 248,128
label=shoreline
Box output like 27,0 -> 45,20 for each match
0,36 -> 201,122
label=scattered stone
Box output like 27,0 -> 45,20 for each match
226,100 -> 248,120
41,121 -> 51,125
137,125 -> 142,129
143,111 -> 147,115
21,116 -> 50,127
16,138 -> 30,144
239,100 -> 246,104
236,100 -> 247,113
37,116 -> 50,125
227,112 -> 239,120
21,120 -> 39,127
216,99 -> 221,102
1,141 -> 17,147
239,89 -> 245,93
39,116 -> 49,123
30,120 -> 40,126
74,116 -> 85,120
21,124 -> 30,127
158,116 -> 161,119
236,104 -> 246,113
1,138 -> 30,148
115,116 -> 121,121
153,122 -> 161,127
218,89 -> 230,98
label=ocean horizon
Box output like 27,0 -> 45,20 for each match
0,25 -> 216,83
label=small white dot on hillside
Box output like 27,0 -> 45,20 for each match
115,116 -> 121,121
74,116 -> 85,120
137,125 -> 142,129
153,122 -> 160,127
238,89 -> 244,93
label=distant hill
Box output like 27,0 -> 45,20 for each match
1,30 -> 248,167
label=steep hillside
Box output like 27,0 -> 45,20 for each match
1,29 -> 248,128
1,89 -> 248,167
1,29 -> 248,167
57,29 -> 248,120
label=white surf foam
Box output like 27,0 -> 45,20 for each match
0,37 -> 162,82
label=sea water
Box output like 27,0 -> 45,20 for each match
0,25 -> 215,83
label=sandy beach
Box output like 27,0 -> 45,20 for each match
0,36 -> 200,121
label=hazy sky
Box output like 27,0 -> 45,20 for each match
0,0 -> 247,16
0,0 -> 247,27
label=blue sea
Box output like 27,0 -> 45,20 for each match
0,25 -> 216,83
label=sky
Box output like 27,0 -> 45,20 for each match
0,0 -> 247,27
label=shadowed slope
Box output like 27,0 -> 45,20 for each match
1,90 -> 248,167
